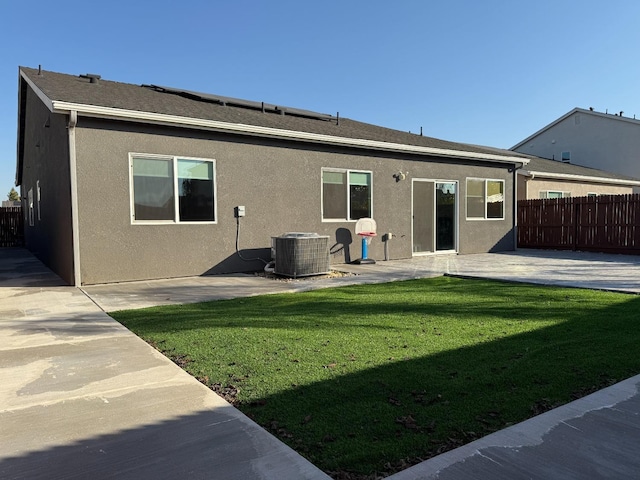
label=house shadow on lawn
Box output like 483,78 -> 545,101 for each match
114,279 -> 640,478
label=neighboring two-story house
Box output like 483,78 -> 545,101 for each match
512,107 -> 640,191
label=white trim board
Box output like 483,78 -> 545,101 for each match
518,169 -> 640,187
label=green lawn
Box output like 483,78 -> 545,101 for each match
111,276 -> 640,479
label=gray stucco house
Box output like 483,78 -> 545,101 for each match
17,66 -> 529,286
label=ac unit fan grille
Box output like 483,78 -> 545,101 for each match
274,236 -> 330,278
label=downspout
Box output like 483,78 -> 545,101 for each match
68,111 -> 81,286
513,163 -> 525,251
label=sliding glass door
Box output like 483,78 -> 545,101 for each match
412,180 -> 457,254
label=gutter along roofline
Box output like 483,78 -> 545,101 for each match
50,100 -> 529,166
518,169 -> 640,187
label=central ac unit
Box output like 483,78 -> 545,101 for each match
273,233 -> 330,278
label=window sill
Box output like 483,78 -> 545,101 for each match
131,220 -> 217,225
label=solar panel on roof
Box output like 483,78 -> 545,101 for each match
142,84 -> 333,121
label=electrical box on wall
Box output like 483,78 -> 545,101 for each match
234,206 -> 246,217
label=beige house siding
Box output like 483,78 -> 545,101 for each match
517,176 -> 633,201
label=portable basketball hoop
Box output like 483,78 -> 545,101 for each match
353,217 -> 377,265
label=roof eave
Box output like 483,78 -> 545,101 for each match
50,100 -> 529,166
511,107 -> 640,152
511,108 -> 582,151
20,68 -> 55,112
17,69 -> 56,187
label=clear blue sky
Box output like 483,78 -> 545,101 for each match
2,0 -> 640,198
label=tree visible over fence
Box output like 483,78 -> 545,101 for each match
7,187 -> 20,201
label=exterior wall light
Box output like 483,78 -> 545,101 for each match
393,171 -> 407,182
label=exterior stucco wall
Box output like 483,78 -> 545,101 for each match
517,175 -> 527,201
73,119 -> 515,284
514,111 -> 640,181
20,84 -> 74,284
517,176 -> 633,200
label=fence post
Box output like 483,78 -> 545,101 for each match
573,198 -> 579,251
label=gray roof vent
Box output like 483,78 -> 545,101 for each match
80,73 -> 102,84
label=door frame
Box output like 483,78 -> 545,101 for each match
411,178 -> 459,256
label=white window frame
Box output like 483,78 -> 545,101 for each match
561,151 -> 571,163
539,190 -> 571,199
321,168 -> 373,222
465,178 -> 505,221
27,188 -> 34,226
36,180 -> 41,221
129,153 -> 217,225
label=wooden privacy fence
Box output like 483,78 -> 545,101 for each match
0,207 -> 24,247
518,194 -> 640,255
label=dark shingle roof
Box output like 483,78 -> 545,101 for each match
462,142 -> 640,183
524,156 -> 640,182
20,66 -> 529,160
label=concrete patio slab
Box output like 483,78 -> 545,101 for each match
446,249 -> 640,294
83,248 -> 640,313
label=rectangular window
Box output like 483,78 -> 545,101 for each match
27,188 -> 34,226
561,151 -> 571,163
322,171 -> 347,219
466,178 -> 504,220
539,191 -> 571,199
130,154 -> 216,223
466,179 -> 485,218
177,159 -> 215,221
486,180 -> 504,219
36,180 -> 41,221
132,157 -> 175,221
322,169 -> 371,221
349,171 -> 372,220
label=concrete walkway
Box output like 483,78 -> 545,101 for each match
2,247 -> 640,479
0,248 -> 330,480
386,375 -> 640,480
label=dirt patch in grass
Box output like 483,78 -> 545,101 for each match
254,269 -> 356,282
